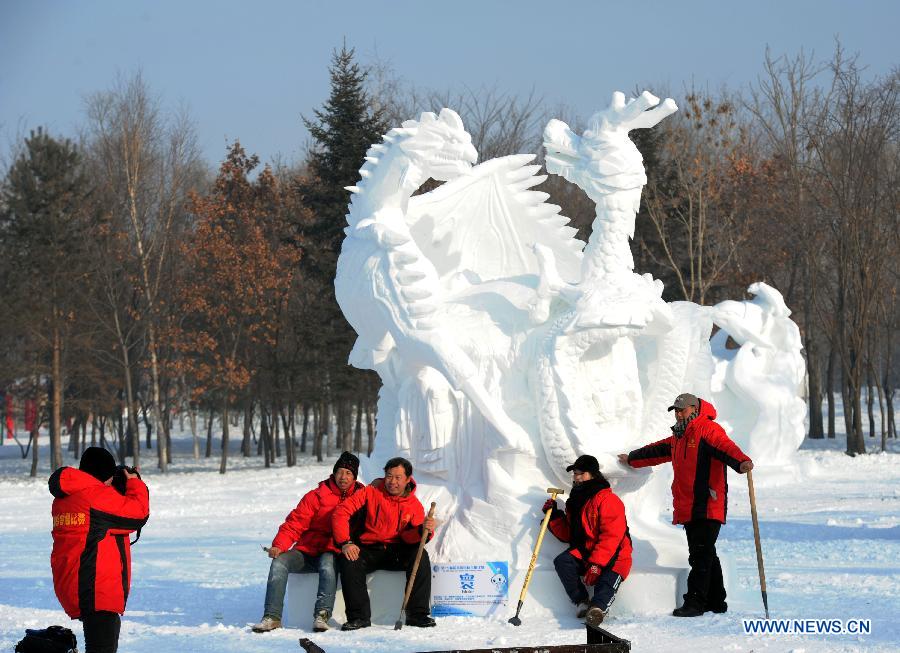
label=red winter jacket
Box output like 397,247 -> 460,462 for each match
49,467 -> 150,618
626,399 -> 750,524
548,479 -> 632,579
271,477 -> 364,555
331,477 -> 431,547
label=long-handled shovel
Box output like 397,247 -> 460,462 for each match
509,487 -> 565,626
395,501 -> 437,630
747,470 -> 769,619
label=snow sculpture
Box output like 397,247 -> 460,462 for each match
335,94 -> 805,613
710,282 -> 807,466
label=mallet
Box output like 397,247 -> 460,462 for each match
509,487 -> 565,626
395,501 -> 437,630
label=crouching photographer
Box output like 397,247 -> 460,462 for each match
49,447 -> 150,653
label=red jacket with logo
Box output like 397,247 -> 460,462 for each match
548,479 -> 632,579
271,477 -> 364,555
626,399 -> 750,524
331,477 -> 430,547
49,467 -> 150,618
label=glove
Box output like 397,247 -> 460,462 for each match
542,498 -> 559,514
583,564 -> 601,586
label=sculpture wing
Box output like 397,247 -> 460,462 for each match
407,154 -> 584,285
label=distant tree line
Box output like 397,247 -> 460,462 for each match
0,44 -> 896,476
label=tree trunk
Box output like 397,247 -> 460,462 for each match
826,346 -> 836,438
354,401 -> 363,453
30,425 -> 39,477
866,364 -> 876,439
116,411 -> 125,463
141,401 -> 152,449
888,387 -> 897,440
205,408 -> 214,458
315,403 -> 326,463
272,404 -> 281,461
875,368 -> 886,452
219,401 -> 229,474
188,398 -> 199,460
807,337 -> 824,438
324,403 -> 332,459
146,323 -> 168,472
301,403 -> 310,454
366,397 -> 375,456
242,402 -> 253,457
50,325 -> 63,471
260,407 -> 271,468
280,404 -> 295,467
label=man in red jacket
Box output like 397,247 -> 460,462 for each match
618,393 -> 753,617
544,454 -> 631,627
253,451 -> 364,634
332,456 -> 437,631
49,446 -> 149,653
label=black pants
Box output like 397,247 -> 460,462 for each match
81,611 -> 121,653
339,543 -> 431,621
684,519 -> 726,608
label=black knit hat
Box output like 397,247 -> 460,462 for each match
79,446 -> 117,482
566,454 -> 601,476
333,451 -> 360,479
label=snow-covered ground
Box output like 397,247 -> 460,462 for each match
1,426 -> 898,652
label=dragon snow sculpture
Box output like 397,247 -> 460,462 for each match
335,94 -> 804,567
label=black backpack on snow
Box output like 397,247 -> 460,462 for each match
14,626 -> 77,653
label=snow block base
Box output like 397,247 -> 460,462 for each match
504,566 -> 688,618
285,565 -> 693,629
284,570 -> 406,628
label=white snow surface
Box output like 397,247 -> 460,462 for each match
1,430 -> 898,653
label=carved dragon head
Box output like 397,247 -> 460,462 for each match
543,91 -> 677,198
395,108 -> 478,184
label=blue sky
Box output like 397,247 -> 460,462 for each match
1,0 -> 897,167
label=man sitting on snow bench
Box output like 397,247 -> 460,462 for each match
253,451 -> 364,633
332,456 -> 438,631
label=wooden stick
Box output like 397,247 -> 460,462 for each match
747,470 -> 769,619
395,501 -> 437,630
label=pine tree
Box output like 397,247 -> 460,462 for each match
298,45 -> 386,426
301,44 -> 387,253
0,128 -> 91,471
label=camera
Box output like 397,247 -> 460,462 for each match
111,465 -> 140,495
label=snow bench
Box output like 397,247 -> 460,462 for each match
284,569 -> 407,628
284,561 -> 748,628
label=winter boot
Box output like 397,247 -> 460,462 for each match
406,614 -> 437,628
341,618 -> 371,631
576,601 -> 590,618
313,610 -> 330,632
585,606 -> 606,627
672,602 -> 705,617
252,615 -> 282,633
707,601 -> 728,614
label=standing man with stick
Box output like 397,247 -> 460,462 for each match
618,393 -> 752,618
332,457 -> 438,631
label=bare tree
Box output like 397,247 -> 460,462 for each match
747,48 -> 833,439
804,52 -> 899,455
640,88 -> 757,304
83,72 -> 204,471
